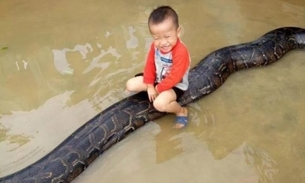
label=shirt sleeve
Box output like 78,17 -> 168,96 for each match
143,43 -> 156,84
156,45 -> 190,93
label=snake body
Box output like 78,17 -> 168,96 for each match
0,27 -> 304,183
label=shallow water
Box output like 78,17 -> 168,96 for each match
0,0 -> 305,182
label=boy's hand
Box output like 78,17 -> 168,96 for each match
147,84 -> 158,102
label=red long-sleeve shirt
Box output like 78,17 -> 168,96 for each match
143,39 -> 190,93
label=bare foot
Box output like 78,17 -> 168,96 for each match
124,89 -> 136,97
124,89 -> 130,94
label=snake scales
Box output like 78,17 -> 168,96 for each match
0,27 -> 304,183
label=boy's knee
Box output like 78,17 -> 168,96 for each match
126,78 -> 138,91
125,76 -> 145,92
153,100 -> 166,112
125,79 -> 133,91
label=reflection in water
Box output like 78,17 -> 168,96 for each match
0,7 -> 152,176
126,26 -> 139,49
0,124 -> 32,150
15,60 -> 29,71
244,144 -> 278,183
0,91 -> 101,176
52,43 -> 122,75
83,46 -> 120,74
154,115 -> 184,164
52,43 -> 94,75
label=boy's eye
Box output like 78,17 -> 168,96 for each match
154,37 -> 159,40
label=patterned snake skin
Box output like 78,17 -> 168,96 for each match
0,27 -> 304,183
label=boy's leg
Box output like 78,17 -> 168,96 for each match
125,76 -> 147,92
153,89 -> 188,128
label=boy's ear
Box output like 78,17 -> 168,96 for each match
177,26 -> 182,37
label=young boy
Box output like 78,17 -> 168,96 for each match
125,5 -> 190,128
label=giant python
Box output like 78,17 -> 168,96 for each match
0,27 -> 304,183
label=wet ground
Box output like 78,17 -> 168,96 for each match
0,0 -> 305,182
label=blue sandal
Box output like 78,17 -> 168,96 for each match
175,116 -> 188,128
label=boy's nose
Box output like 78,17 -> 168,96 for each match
160,38 -> 167,45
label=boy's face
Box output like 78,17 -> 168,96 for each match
149,17 -> 181,53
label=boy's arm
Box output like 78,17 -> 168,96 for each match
143,44 -> 156,84
156,49 -> 190,93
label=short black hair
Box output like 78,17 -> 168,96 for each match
148,5 -> 179,29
